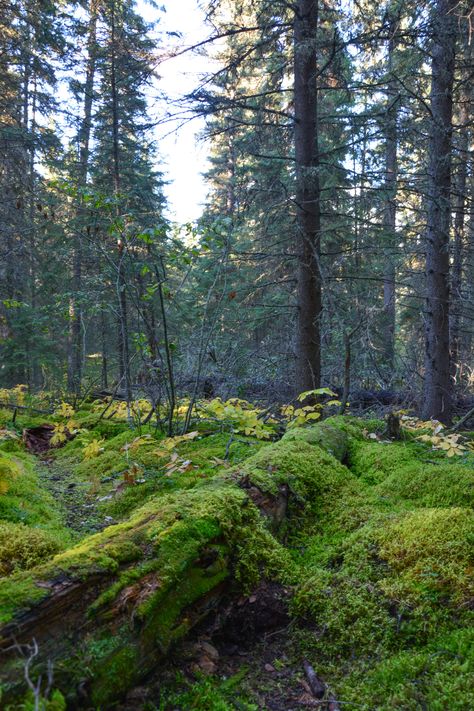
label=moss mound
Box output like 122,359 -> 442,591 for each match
0,451 -> 69,534
376,507 -> 474,607
288,431 -> 474,697
292,568 -> 395,659
338,627 -> 474,710
240,427 -> 356,505
349,439 -> 474,507
0,521 -> 64,576
0,416 -> 473,709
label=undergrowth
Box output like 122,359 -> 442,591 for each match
0,391 -> 473,709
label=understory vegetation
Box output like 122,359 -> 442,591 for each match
0,390 -> 472,709
1,0 -> 473,707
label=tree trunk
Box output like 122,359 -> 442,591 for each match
294,0 -> 322,394
110,0 -> 132,404
100,307 -> 108,389
67,0 -> 98,395
421,0 -> 457,424
450,32 -> 472,384
450,103 -> 468,382
382,8 -> 400,376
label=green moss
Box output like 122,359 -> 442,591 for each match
337,627 -> 474,710
46,523 -> 144,578
324,415 -> 384,438
0,452 -> 70,538
347,438 -> 474,508
0,573 -> 48,624
91,645 -> 138,707
74,449 -> 127,480
376,459 -> 474,508
282,422 -> 348,461
0,452 -> 20,493
0,438 -> 25,454
104,434 -> 264,520
158,672 -> 256,711
347,440 -> 418,484
292,568 -> 395,659
140,551 -> 229,651
3,417 -> 472,708
238,434 -> 356,508
72,415 -> 130,439
8,689 -> 67,711
178,433 -> 265,473
376,507 -> 474,608
0,522 -> 65,575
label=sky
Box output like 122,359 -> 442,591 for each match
143,0 -> 215,224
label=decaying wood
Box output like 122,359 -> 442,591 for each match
450,405 -> 474,432
22,425 -> 55,453
0,423 -> 348,708
303,659 -> 326,699
303,660 -> 341,710
385,413 -> 401,440
0,401 -> 53,415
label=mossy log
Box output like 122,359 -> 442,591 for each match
0,423 -> 349,708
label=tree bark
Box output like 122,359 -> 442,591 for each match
67,0 -> 98,395
382,8 -> 400,376
450,32 -> 472,384
294,0 -> 322,394
110,0 -> 132,404
421,0 -> 457,424
450,102 -> 468,382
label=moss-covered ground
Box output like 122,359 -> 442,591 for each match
0,403 -> 473,709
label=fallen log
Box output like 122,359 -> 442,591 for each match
0,422 -> 350,708
0,401 -> 53,415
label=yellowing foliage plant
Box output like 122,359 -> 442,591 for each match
398,414 -> 472,457
82,438 -> 106,460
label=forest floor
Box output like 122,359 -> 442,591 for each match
0,397 -> 473,710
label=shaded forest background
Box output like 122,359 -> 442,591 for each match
0,0 -> 473,425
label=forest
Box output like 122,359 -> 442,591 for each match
0,0 -> 473,709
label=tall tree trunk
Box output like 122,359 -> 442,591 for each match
100,307 -> 108,389
450,101 -> 468,382
381,8 -> 400,376
28,73 -> 41,388
67,0 -> 98,394
294,0 -> 322,394
465,179 -> 474,362
421,0 -> 457,424
110,0 -> 132,403
20,22 -> 41,388
450,32 -> 472,384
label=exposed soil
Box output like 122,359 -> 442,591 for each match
115,582 -> 336,711
22,424 -> 55,453
38,458 -> 116,535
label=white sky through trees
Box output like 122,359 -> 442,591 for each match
144,0 -> 213,224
